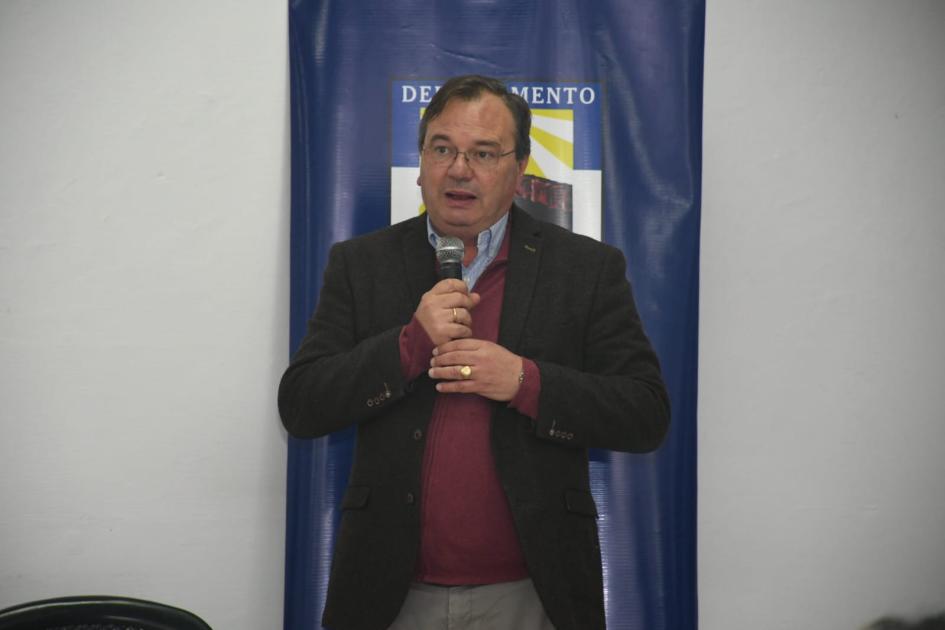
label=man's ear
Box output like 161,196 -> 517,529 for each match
518,157 -> 529,177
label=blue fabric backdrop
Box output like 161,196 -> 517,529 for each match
285,2 -> 703,628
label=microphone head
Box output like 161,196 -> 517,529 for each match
435,236 -> 464,266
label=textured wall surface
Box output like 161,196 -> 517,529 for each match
0,3 -> 289,628
700,2 -> 945,629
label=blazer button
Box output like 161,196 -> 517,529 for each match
405,492 -> 415,505
367,399 -> 374,407
412,429 -> 423,441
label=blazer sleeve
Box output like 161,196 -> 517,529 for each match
277,241 -> 410,438
531,245 -> 670,453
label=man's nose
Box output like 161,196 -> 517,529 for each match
447,152 -> 474,178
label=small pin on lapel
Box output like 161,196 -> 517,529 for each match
524,244 -> 537,253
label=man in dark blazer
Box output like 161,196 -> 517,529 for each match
279,75 -> 670,630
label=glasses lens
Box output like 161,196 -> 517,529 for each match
428,146 -> 454,164
425,146 -> 505,170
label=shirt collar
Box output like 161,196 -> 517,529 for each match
426,212 -> 510,262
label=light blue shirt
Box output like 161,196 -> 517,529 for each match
426,212 -> 510,291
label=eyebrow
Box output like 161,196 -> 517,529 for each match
427,133 -> 502,149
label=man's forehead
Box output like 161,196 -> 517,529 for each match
427,131 -> 502,146
426,95 -> 516,138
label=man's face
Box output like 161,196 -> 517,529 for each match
417,93 -> 527,244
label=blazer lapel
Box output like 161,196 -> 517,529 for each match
401,214 -> 438,310
498,206 -> 543,352
398,207 -> 542,349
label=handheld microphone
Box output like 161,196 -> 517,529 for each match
435,236 -> 464,281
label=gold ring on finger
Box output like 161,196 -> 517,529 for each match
459,365 -> 472,379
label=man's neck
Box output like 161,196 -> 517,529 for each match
427,211 -> 511,272
461,243 -> 478,266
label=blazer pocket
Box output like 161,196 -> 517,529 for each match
564,488 -> 598,518
341,485 -> 371,510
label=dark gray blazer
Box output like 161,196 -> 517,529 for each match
279,206 -> 670,630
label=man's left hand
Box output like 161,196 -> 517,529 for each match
428,339 -> 523,402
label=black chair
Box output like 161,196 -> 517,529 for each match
0,596 -> 212,630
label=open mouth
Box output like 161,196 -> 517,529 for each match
445,190 -> 477,201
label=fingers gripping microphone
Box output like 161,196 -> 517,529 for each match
435,236 -> 464,280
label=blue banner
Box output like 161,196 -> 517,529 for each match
286,2 -> 703,628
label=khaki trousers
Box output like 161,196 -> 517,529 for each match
387,578 -> 556,630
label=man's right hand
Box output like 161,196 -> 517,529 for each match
414,278 -> 481,347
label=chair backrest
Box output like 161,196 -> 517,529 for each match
0,596 -> 212,630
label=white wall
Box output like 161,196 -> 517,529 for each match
701,1 -> 945,629
0,2 -> 289,628
2,2 -> 943,630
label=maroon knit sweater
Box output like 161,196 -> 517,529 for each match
398,231 -> 541,584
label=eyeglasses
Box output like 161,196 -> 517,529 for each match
422,144 -> 516,170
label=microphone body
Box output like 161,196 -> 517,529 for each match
435,236 -> 464,281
